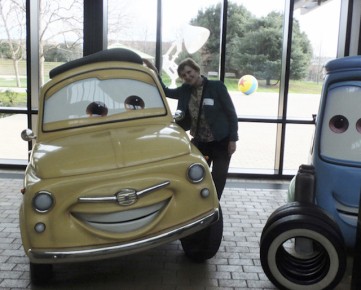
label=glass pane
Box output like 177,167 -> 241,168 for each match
225,0 -> 285,118
283,124 -> 315,173
162,0 -> 221,87
0,114 -> 28,160
41,0 -> 84,85
0,0 -> 27,108
289,0 -> 341,119
107,0 -> 157,59
230,123 -> 277,172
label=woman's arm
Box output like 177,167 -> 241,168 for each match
216,82 -> 239,142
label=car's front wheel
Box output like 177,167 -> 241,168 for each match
260,204 -> 346,290
30,262 -> 53,285
181,206 -> 223,262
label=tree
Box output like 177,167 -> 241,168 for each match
190,4 -> 312,85
190,2 -> 253,72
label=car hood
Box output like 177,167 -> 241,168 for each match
30,124 -> 190,179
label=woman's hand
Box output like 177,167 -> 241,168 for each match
228,141 -> 236,157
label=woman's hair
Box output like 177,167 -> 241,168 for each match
177,58 -> 201,77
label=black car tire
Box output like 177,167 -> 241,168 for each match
262,202 -> 343,240
181,206 -> 223,262
260,205 -> 346,290
30,262 -> 53,285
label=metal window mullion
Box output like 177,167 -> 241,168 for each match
83,0 -> 105,56
219,0 -> 228,82
26,0 -> 40,155
103,0 -> 108,50
155,0 -> 162,71
274,0 -> 294,176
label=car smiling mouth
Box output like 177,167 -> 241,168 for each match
73,180 -> 171,233
333,191 -> 358,227
73,200 -> 169,233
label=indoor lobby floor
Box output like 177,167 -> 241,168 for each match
0,171 -> 353,290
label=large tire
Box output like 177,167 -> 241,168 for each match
181,207 -> 223,262
30,262 -> 53,285
260,205 -> 346,290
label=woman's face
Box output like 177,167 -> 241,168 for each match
179,65 -> 201,86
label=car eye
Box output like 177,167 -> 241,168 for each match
329,115 -> 348,133
187,163 -> 205,183
356,118 -> 361,133
33,191 -> 54,213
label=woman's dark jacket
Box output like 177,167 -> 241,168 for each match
161,76 -> 238,142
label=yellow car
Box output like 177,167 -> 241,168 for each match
20,48 -> 222,285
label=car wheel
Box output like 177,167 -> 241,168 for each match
260,206 -> 346,290
30,263 -> 53,285
181,206 -> 223,262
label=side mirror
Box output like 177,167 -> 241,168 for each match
173,110 -> 185,122
21,129 -> 36,141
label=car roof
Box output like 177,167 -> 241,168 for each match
325,55 -> 361,74
49,48 -> 143,79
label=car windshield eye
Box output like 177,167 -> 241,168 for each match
320,83 -> 361,163
43,77 -> 166,131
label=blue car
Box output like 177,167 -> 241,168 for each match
260,56 -> 361,290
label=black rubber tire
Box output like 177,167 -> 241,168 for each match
260,207 -> 346,290
181,207 -> 223,262
262,202 -> 343,242
30,262 -> 53,285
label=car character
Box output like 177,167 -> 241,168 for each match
20,48 -> 223,285
260,56 -> 361,290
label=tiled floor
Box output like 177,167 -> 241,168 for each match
0,171 -> 353,289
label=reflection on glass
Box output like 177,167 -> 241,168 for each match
107,0 -> 157,64
283,124 -> 315,173
0,114 -> 28,160
40,0 -> 83,85
162,0 -> 220,87
0,0 -> 27,108
288,0 -> 341,119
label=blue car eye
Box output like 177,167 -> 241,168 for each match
329,115 -> 348,133
356,118 -> 361,133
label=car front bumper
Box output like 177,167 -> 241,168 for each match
28,208 -> 219,264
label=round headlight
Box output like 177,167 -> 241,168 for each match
187,163 -> 205,183
33,191 -> 54,213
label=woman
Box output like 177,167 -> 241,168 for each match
144,58 -> 238,200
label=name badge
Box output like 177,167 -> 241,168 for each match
203,98 -> 214,106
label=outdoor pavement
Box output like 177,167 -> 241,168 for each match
0,171 -> 353,289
